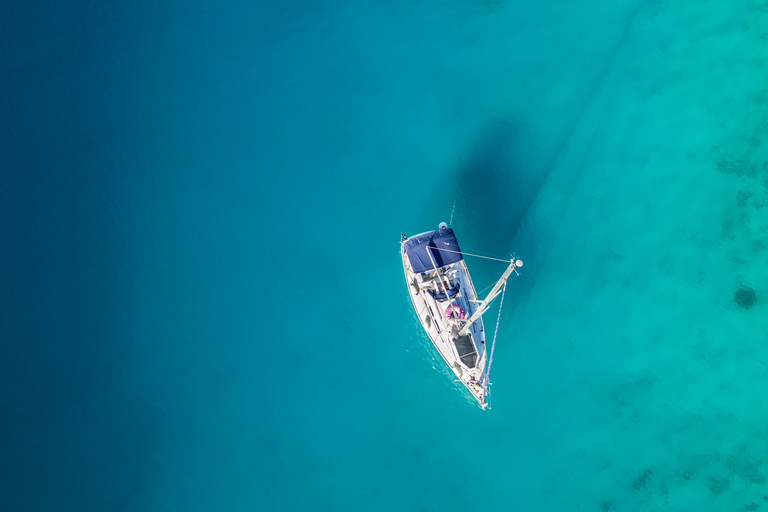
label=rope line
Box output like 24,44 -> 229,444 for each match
429,246 -> 511,263
457,245 -> 509,259
483,282 -> 506,403
475,281 -> 496,296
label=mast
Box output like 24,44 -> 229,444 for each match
457,258 -> 522,337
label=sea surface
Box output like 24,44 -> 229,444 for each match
2,0 -> 767,510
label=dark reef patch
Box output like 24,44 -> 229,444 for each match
737,189 -> 754,207
599,500 -> 615,511
708,475 -> 730,496
734,286 -> 757,309
632,468 -> 654,491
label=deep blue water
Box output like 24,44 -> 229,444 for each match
2,0 -> 768,510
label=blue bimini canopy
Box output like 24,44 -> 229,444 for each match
403,228 -> 463,273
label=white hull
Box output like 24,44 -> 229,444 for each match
401,234 -> 488,407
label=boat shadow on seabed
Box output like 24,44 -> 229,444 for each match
432,117 -> 548,295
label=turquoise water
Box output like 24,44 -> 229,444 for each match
2,0 -> 767,510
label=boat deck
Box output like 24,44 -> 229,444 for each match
402,252 -> 487,405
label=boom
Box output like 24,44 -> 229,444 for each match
457,258 -> 522,337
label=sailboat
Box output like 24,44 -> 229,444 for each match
400,222 -> 522,408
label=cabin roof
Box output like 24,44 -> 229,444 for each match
403,228 -> 463,273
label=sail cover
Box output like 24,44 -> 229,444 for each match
403,228 -> 463,273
